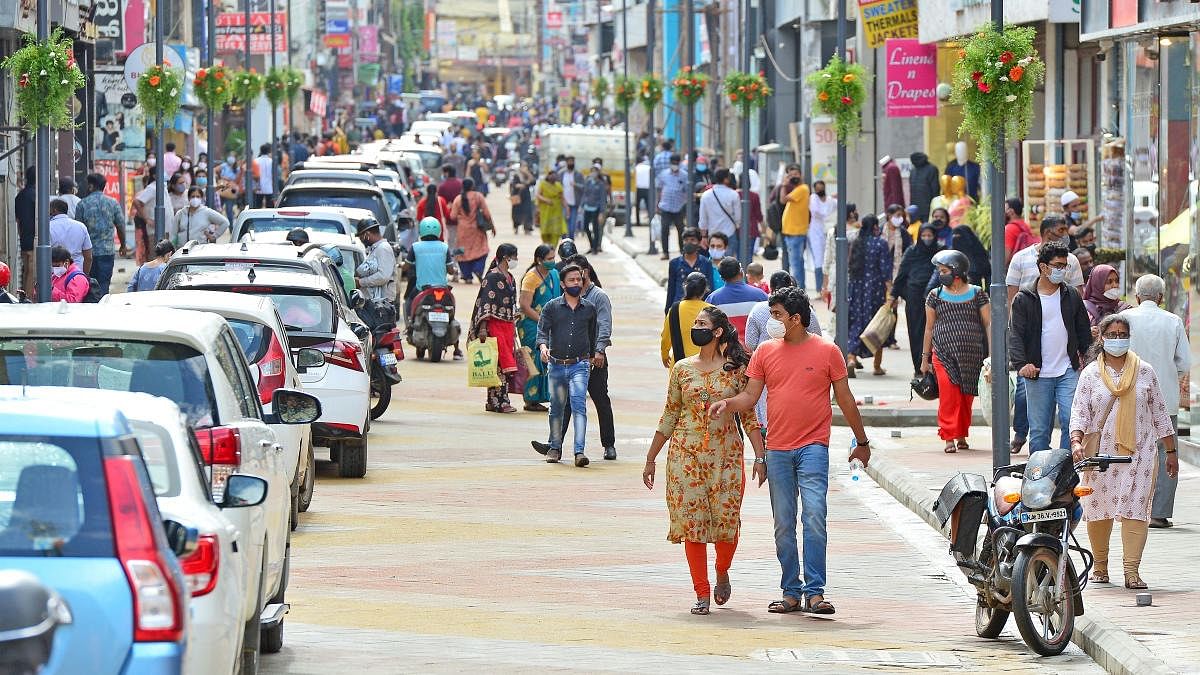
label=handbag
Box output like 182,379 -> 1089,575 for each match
859,305 -> 898,355
472,195 -> 493,231
508,348 -> 530,394
1081,396 -> 1119,458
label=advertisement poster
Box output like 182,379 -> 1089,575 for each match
809,118 -> 838,198
857,0 -> 918,48
94,70 -> 147,162
215,12 -> 288,55
884,39 -> 938,117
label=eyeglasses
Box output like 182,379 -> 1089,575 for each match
1044,262 -> 1068,270
1102,332 -> 1130,339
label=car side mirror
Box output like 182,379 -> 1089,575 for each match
264,388 -> 323,425
220,474 -> 269,508
295,347 -> 325,371
162,519 -> 199,557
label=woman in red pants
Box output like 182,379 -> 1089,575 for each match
920,250 -> 992,453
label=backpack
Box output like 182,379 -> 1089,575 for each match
1013,228 -> 1039,254
63,270 -> 102,303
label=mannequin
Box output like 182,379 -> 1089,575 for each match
944,141 -> 981,202
880,155 -> 904,214
947,175 -> 975,227
929,175 -> 952,216
907,151 -> 940,223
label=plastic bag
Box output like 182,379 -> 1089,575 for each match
466,337 -> 502,388
978,357 -> 1016,425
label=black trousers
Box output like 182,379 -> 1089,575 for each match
902,291 -> 927,375
659,209 -> 684,255
635,188 -> 649,225
559,361 -> 615,450
582,208 -> 603,252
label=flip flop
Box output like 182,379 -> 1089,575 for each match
767,597 -> 801,613
691,599 -> 711,615
801,596 -> 836,615
957,440 -> 970,451
944,442 -> 957,454
714,577 -> 731,606
1125,574 -> 1148,590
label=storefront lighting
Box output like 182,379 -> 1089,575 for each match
1159,37 -> 1172,46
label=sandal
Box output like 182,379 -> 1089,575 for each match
714,576 -> 731,606
767,597 -> 801,613
944,441 -> 957,454
1125,574 -> 1148,590
1010,438 -> 1026,455
801,595 -> 836,615
1090,572 -> 1110,584
524,402 -> 548,412
956,440 -> 970,451
873,368 -> 887,376
691,598 -> 711,615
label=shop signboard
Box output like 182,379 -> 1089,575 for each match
94,70 -> 146,162
857,0 -> 918,49
215,12 -> 287,54
546,11 -> 563,29
810,118 -> 838,198
884,39 -> 937,117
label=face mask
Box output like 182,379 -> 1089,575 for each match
921,237 -> 936,246
709,247 -> 726,260
670,164 -> 680,172
690,327 -> 715,346
146,157 -> 156,168
196,177 -> 208,187
197,162 -> 207,170
1058,236 -> 1072,247
890,216 -> 904,226
939,273 -> 955,287
682,242 -> 699,255
542,260 -> 556,270
172,183 -> 185,193
52,266 -> 67,277
815,190 -> 825,197
564,285 -> 582,297
181,163 -> 191,171
1103,338 -> 1130,357
227,155 -> 236,165
696,164 -> 708,173
1103,288 -> 1122,301
766,317 -> 788,340
1048,267 -> 1067,284
189,197 -> 203,208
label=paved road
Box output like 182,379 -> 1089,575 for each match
262,194 -> 1100,673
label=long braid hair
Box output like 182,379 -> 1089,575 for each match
699,306 -> 750,372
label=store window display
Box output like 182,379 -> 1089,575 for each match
944,141 -> 980,202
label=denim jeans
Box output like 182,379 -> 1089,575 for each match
766,444 -> 829,599
784,235 -> 807,288
566,204 -> 581,239
548,361 -> 590,454
90,254 -> 115,298
1152,416 -> 1179,519
1024,368 -> 1078,452
1012,375 -> 1029,441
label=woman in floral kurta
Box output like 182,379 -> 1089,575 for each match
1069,316 -> 1177,589
643,306 -> 765,615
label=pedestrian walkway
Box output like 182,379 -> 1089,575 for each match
864,426 -> 1199,674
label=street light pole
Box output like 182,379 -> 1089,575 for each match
154,0 -> 166,242
34,0 -> 50,301
738,0 -> 756,265
683,0 -> 695,233
622,0 -> 633,238
270,0 -> 279,196
833,0 -> 848,353
244,0 -> 254,202
989,0 -> 1010,469
646,0 -> 658,255
206,0 -> 217,208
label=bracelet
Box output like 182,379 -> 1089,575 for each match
645,459 -> 656,464
1165,449 -> 1178,454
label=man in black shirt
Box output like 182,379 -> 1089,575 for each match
14,166 -> 36,294
531,264 -> 599,466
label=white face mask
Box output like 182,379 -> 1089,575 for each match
890,215 -> 904,226
1103,288 -> 1121,301
52,266 -> 67,277
766,318 -> 788,340
189,197 -> 203,208
709,247 -> 726,260
1103,338 -> 1130,357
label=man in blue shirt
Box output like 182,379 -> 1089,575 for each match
664,227 -> 713,314
656,153 -> 689,259
706,257 -> 768,343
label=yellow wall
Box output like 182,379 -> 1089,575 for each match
923,42 -> 975,170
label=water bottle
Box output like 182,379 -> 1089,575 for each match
849,458 -> 864,482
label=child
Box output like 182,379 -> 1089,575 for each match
746,261 -> 770,294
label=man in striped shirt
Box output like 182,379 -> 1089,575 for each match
706,257 -> 767,344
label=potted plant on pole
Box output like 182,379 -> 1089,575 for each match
951,23 -> 1045,164
1,28 -> 86,129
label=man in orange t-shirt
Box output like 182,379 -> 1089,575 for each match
712,287 -> 871,616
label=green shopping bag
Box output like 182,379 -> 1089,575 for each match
466,337 -> 502,388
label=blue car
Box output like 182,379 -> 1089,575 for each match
0,399 -> 188,674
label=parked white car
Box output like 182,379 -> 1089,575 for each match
0,304 -> 321,665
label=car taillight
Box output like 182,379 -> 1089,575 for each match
193,427 -> 242,501
257,331 -> 287,405
180,534 -> 220,597
323,339 -> 364,371
103,456 -> 185,643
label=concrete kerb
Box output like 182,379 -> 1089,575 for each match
613,233 -> 668,286
863,458 -> 1178,675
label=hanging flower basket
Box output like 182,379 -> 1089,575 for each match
807,55 -> 869,142
951,23 -> 1045,164
723,70 -> 772,117
637,75 -> 663,113
671,66 -> 709,106
137,64 -> 184,122
264,68 -> 288,106
194,64 -> 233,110
1,28 -> 86,130
592,76 -> 609,102
231,69 -> 263,105
613,76 -> 637,112
284,68 -> 305,102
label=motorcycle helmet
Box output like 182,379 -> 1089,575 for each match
557,238 -> 578,260
0,261 -> 10,288
286,227 -> 310,246
418,216 -> 442,239
910,372 -> 939,401
761,244 -> 780,261
931,249 -> 970,281
320,244 -> 344,267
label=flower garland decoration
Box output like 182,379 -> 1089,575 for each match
193,64 -> 233,110
1,28 -> 86,129
284,68 -> 305,102
613,76 -> 637,112
951,23 -> 1045,164
137,64 -> 184,122
671,66 -> 709,106
637,75 -> 663,113
264,67 -> 288,106
231,68 -> 263,105
592,76 -> 609,103
723,70 -> 772,117
807,55 -> 869,141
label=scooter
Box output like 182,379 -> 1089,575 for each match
0,570 -> 73,673
934,450 -> 1132,656
369,322 -> 403,420
406,285 -> 462,362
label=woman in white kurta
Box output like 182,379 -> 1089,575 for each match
1069,314 -> 1177,590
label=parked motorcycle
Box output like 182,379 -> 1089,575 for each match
933,449 -> 1132,656
369,322 -> 403,420
406,285 -> 462,363
0,570 -> 73,674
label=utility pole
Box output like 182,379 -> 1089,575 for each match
244,0 -> 254,202
646,0 -> 658,255
683,0 -> 695,233
989,0 -> 1010,469
833,0 -> 848,353
154,0 -> 166,241
270,0 -> 279,195
738,0 -> 756,265
622,0 -> 633,238
34,0 -> 50,301
206,0 -> 217,208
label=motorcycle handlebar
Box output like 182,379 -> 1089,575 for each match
1075,455 -> 1134,471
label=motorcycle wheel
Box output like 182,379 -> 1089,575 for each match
369,370 -> 392,420
429,335 -> 445,363
975,596 -> 1010,638
1011,548 -> 1075,656
415,346 -> 426,360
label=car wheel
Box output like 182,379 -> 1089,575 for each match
297,443 -> 316,513
260,536 -> 289,654
239,546 -> 266,675
336,437 -> 367,478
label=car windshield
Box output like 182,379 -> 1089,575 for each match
408,151 -> 441,171
227,319 -> 270,363
278,192 -> 388,226
240,217 -> 345,237
238,292 -> 334,334
159,260 -> 312,289
381,190 -> 403,215
0,436 -> 113,557
0,338 -> 216,427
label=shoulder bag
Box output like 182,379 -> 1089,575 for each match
668,301 -> 686,365
1081,395 -> 1118,458
474,195 -> 494,232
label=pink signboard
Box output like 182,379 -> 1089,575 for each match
884,39 -> 938,118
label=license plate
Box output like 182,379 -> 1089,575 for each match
224,262 -> 253,272
1021,508 -> 1067,523
379,352 -> 397,366
428,312 -> 449,323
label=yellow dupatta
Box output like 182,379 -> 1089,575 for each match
1098,351 -> 1141,456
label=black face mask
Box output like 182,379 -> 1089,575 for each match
690,327 -> 715,346
815,190 -> 825,197
564,285 -> 582,297
939,273 -> 955,287
682,242 -> 699,255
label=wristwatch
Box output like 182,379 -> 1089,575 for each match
856,439 -> 871,447
753,457 -> 766,465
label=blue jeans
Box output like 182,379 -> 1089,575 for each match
566,204 -> 581,239
784,235 -> 807,288
548,361 -> 590,454
1024,368 -> 1078,452
90,254 -> 115,298
766,444 -> 829,599
1013,375 -> 1029,440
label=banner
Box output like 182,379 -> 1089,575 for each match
809,119 -> 838,198
884,39 -> 938,117
94,70 -> 147,162
215,12 -> 288,54
857,0 -> 918,48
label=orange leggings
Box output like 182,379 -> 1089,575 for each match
685,540 -> 738,598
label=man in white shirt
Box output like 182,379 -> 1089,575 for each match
254,144 -> 275,208
807,180 -> 836,291
560,156 -> 583,239
162,141 -> 182,176
634,156 -> 650,226
58,177 -> 81,218
697,168 -> 743,261
1120,274 -> 1188,528
48,198 -> 93,272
